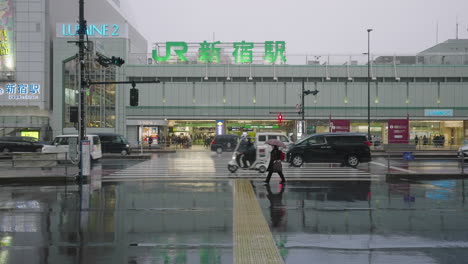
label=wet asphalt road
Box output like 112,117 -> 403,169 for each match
0,151 -> 467,263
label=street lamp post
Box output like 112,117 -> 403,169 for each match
367,29 -> 373,141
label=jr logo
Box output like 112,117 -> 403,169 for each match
152,42 -> 188,62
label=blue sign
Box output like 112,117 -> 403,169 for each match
424,109 -> 453,117
0,83 -> 41,100
216,120 -> 224,135
56,23 -> 127,38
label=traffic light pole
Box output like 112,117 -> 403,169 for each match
301,79 -> 305,135
78,0 -> 86,181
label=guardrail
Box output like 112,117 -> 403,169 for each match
385,151 -> 466,175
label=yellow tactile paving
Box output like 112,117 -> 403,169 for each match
233,179 -> 284,264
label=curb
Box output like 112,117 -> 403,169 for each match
0,176 -> 75,184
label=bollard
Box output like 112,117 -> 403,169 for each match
387,152 -> 390,173
462,154 -> 465,174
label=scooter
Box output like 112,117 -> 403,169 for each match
227,137 -> 270,173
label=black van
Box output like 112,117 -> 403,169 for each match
287,133 -> 371,167
95,133 -> 131,155
210,134 -> 239,152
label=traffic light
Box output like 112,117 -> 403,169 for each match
130,88 -> 139,106
95,53 -> 125,67
303,90 -> 319,96
111,56 -> 125,67
277,113 -> 283,123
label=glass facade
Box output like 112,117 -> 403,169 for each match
63,56 -> 116,128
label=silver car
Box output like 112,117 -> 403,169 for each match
458,139 -> 468,159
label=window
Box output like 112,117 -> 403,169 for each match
63,57 -> 116,128
267,135 -> 277,140
279,136 -> 289,142
258,135 -> 266,141
308,136 -> 325,144
92,136 -> 101,145
54,137 -> 70,145
326,136 -> 341,144
341,136 -> 366,143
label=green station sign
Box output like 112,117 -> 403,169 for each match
244,125 -> 280,129
152,41 -> 286,64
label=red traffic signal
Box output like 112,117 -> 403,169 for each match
277,113 -> 283,123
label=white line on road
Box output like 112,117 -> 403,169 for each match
370,161 -> 417,174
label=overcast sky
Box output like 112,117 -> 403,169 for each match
121,0 -> 467,55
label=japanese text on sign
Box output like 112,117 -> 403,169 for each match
0,83 -> 41,100
152,41 -> 287,64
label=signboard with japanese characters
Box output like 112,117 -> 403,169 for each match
330,120 -> 350,133
0,0 -> 15,73
152,41 -> 287,64
0,83 -> 41,100
388,119 -> 409,144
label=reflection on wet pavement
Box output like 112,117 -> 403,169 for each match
255,179 -> 468,264
0,153 -> 467,263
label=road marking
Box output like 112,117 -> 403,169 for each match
233,179 -> 284,264
369,161 -> 417,174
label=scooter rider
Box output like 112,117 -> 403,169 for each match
243,139 -> 256,167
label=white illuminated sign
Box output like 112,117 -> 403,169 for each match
216,120 -> 224,135
0,83 -> 41,100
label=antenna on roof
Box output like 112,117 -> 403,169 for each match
456,16 -> 459,39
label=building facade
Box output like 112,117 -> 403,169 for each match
0,0 -> 51,140
3,0 -> 468,147
0,0 -> 146,141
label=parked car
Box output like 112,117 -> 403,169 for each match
256,132 -> 293,150
458,139 -> 468,159
287,133 -> 372,167
42,134 -> 102,160
0,136 -> 44,153
211,134 -> 239,153
95,133 -> 131,155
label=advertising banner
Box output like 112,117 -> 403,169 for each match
216,120 -> 224,135
0,0 -> 15,73
388,119 -> 409,144
330,120 -> 350,133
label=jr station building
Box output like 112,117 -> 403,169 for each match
1,0 -> 468,147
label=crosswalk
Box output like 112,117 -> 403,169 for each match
102,156 -> 380,182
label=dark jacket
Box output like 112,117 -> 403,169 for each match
267,147 -> 283,172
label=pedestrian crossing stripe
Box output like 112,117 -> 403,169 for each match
102,158 -> 379,182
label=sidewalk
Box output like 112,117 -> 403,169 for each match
0,166 -> 78,183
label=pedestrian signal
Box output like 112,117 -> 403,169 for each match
130,88 -> 139,106
277,113 -> 283,123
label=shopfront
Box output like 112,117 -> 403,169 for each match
164,120 -> 295,145
126,120 -> 168,145
410,120 -> 464,146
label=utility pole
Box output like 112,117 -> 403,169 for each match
78,0 -> 87,181
301,79 -> 305,135
367,29 -> 373,141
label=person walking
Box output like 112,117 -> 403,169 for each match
414,135 -> 419,146
264,145 -> 286,184
147,136 -> 153,149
